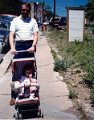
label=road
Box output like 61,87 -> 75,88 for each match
0,42 -> 4,62
0,42 -> 2,53
0,32 -> 79,119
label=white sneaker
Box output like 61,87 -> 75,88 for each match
29,95 -> 35,100
10,82 -> 15,90
19,93 -> 23,96
15,97 -> 19,102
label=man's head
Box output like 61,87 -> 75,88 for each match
21,3 -> 31,19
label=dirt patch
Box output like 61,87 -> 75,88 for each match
62,64 -> 91,119
63,65 -> 90,103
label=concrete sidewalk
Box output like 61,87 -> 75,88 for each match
36,32 -> 79,119
0,50 -> 12,79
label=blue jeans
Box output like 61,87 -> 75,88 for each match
14,40 -> 34,59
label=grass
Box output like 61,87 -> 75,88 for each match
69,88 -> 78,99
53,57 -> 67,72
47,27 -> 94,105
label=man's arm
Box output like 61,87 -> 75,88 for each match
32,31 -> 38,46
9,31 -> 16,54
28,31 -> 38,52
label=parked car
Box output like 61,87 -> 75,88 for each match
0,19 -> 10,53
0,14 -> 17,22
49,17 -> 61,26
49,16 -> 67,30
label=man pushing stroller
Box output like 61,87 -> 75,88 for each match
9,3 -> 39,105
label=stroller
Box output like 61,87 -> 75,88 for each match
11,51 -> 43,119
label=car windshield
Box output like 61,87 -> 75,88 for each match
50,18 -> 60,22
0,21 -> 9,30
0,15 -> 14,21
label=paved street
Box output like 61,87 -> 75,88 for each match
0,32 -> 79,119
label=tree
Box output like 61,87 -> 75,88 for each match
0,0 -> 22,15
45,4 -> 53,20
85,0 -> 94,21
38,1 -> 53,20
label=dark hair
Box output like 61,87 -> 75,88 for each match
22,64 -> 35,76
21,3 -> 31,11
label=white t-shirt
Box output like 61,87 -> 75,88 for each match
10,15 -> 38,41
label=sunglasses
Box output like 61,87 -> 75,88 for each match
21,9 -> 30,12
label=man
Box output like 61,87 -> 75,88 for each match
9,3 -> 38,105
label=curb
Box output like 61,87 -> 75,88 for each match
0,50 -> 12,79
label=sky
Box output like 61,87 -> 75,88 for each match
23,0 -> 88,16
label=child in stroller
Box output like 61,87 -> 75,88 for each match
11,64 -> 39,102
10,58 -> 43,119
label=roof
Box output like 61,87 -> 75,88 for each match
0,14 -> 17,17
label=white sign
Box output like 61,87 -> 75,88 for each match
68,9 -> 84,42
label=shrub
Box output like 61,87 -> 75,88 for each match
69,89 -> 78,99
83,67 -> 94,88
51,49 -> 57,59
90,88 -> 94,105
54,58 -> 67,72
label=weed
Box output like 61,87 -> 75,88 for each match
69,89 -> 78,99
51,49 -> 57,59
90,88 -> 94,105
54,57 -> 67,72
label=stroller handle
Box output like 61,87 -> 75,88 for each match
16,50 -> 35,53
16,50 -> 28,53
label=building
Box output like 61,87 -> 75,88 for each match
30,2 -> 43,23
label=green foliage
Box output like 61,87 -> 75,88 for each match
90,88 -> 94,104
48,29 -> 64,42
54,58 -> 67,72
51,49 -> 57,59
69,89 -> 78,99
0,0 -> 22,15
86,24 -> 94,33
85,0 -> 94,21
83,66 -> 94,88
48,28 -> 94,71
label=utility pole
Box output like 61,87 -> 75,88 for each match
53,0 -> 56,28
42,1 -> 45,21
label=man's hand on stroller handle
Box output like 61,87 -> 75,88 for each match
11,47 -> 35,54
11,49 -> 27,54
16,50 -> 28,53
11,48 -> 17,54
27,46 -> 35,53
16,49 -> 35,53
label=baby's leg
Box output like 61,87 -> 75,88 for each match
10,81 -> 24,91
29,86 -> 37,100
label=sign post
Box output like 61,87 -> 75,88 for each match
67,7 -> 85,42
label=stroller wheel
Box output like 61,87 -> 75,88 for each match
15,112 -> 22,119
37,109 -> 41,118
37,109 -> 44,118
41,112 -> 44,118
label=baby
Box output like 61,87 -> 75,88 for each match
10,64 -> 39,101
